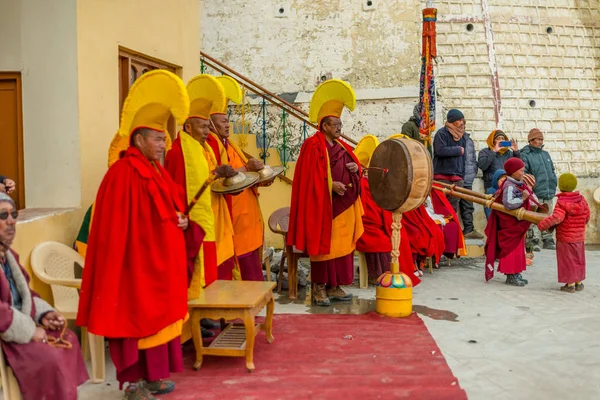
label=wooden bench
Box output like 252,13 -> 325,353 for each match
188,280 -> 276,372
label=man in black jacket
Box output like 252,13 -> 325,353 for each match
433,109 -> 466,213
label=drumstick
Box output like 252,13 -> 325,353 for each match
184,174 -> 216,217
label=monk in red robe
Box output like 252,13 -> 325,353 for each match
430,186 -> 468,259
77,71 -> 190,399
402,202 -> 446,271
0,193 -> 88,400
357,176 -> 421,285
288,79 -> 364,306
485,158 -> 534,286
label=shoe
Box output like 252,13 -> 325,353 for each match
464,230 -> 484,239
576,283 -> 584,292
368,277 -> 378,286
543,240 -> 556,250
533,244 -> 541,252
560,284 -> 576,293
516,274 -> 528,284
312,283 -> 331,306
124,383 -> 157,400
326,286 -> 353,301
505,274 -> 525,287
201,318 -> 221,329
201,327 -> 215,338
143,380 -> 175,395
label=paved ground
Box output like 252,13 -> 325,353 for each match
6,249 -> 598,399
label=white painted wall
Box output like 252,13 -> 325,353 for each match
0,0 -> 81,208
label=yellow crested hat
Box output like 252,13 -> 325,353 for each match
211,75 -> 243,115
118,70 -> 189,138
388,133 -> 411,141
355,134 -> 379,168
187,74 -> 226,120
309,79 -> 356,125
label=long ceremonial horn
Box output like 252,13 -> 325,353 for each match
431,185 -> 547,224
433,180 -> 492,201
184,174 -> 217,217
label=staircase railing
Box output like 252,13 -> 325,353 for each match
200,52 -> 358,147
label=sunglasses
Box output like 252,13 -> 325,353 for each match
0,210 -> 18,221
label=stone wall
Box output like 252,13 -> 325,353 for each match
201,0 -> 600,242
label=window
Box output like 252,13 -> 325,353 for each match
0,73 -> 25,209
118,48 -> 180,139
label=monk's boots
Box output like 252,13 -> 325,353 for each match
312,283 -> 331,306
326,286 -> 353,302
505,274 -> 525,287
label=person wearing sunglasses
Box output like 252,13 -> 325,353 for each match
0,192 -> 89,399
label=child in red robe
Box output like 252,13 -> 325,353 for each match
485,158 -> 536,286
538,173 -> 590,293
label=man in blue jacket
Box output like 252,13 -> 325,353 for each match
521,128 -> 557,250
433,109 -> 466,213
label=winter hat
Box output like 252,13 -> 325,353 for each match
558,173 -> 577,192
528,128 -> 543,142
523,174 -> 536,189
504,157 -> 525,176
446,109 -> 464,123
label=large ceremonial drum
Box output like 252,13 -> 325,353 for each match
368,138 -> 432,213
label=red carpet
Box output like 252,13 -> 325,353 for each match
170,312 -> 467,400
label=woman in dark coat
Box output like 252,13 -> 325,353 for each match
478,130 -> 520,191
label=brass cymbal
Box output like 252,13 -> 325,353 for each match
256,165 -> 285,184
211,172 -> 260,194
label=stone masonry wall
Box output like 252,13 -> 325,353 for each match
201,0 -> 600,242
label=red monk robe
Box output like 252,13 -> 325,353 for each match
484,180 -> 533,282
356,176 -> 420,285
403,204 -> 445,265
288,131 -> 364,286
77,147 -> 188,387
431,185 -> 467,258
165,133 -> 217,288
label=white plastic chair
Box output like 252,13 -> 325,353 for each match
30,241 -> 105,383
0,345 -> 22,400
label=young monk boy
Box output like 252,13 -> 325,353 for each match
484,158 -> 537,286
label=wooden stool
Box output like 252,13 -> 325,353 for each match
268,207 -> 308,300
188,281 -> 276,372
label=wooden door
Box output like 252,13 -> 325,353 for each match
118,49 -> 178,139
0,74 -> 25,209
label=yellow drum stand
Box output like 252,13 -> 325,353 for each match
375,212 -> 413,318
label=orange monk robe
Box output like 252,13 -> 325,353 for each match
209,132 -> 265,281
165,131 -> 219,294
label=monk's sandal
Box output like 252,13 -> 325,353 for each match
143,379 -> 175,395
124,384 -> 157,400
